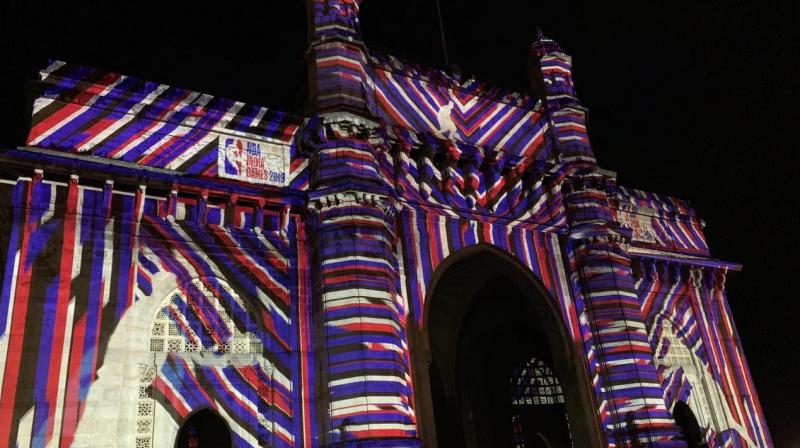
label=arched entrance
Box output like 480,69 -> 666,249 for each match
410,245 -> 599,447
673,401 -> 705,447
175,409 -> 232,448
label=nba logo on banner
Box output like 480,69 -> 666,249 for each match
217,135 -> 289,186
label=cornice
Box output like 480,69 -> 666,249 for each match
308,189 -> 399,217
630,254 -> 733,290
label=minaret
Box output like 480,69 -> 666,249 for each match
304,1 -> 418,445
528,29 -> 595,164
306,0 -> 371,115
529,28 -> 578,108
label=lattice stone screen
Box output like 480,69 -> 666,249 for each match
149,280 -> 262,355
137,279 -> 262,447
511,357 -> 566,406
659,320 -> 718,432
510,357 -> 571,448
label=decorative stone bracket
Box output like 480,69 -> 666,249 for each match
631,256 -> 728,291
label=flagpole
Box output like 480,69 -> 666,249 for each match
435,0 -> 450,67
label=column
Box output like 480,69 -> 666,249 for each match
564,174 -> 683,447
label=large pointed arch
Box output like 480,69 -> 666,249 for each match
408,244 -> 601,447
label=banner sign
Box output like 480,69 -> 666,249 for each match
218,135 -> 289,186
616,210 -> 658,244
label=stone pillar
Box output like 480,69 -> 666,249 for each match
303,116 -> 417,446
304,3 -> 417,445
563,173 -> 684,446
308,185 -> 417,445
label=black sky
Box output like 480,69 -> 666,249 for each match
1,1 -> 798,445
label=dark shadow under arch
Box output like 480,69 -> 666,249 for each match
175,408 -> 232,448
408,244 -> 601,447
673,401 -> 705,447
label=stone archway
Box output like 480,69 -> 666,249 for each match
672,401 -> 704,447
409,245 -> 600,448
175,408 -> 232,448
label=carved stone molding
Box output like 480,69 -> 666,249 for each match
306,190 -> 400,240
631,256 -> 728,290
309,190 -> 396,214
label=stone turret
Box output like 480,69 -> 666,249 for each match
304,2 -> 418,446
529,29 -> 595,164
529,28 -> 578,109
306,0 -> 372,115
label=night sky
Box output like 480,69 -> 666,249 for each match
1,1 -> 797,445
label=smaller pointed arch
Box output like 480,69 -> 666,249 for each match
175,408 -> 232,448
672,401 -> 704,447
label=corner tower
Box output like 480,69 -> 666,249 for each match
306,0 -> 371,114
529,30 -> 693,447
529,29 -> 595,164
304,1 -> 419,446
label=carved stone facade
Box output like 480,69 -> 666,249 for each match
0,2 -> 770,447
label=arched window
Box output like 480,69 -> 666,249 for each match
148,279 -> 262,355
136,279 -> 261,448
511,357 -> 566,406
510,357 -> 572,448
176,409 -> 232,448
657,320 -> 718,435
655,318 -> 757,447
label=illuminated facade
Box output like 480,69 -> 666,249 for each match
0,1 -> 771,447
